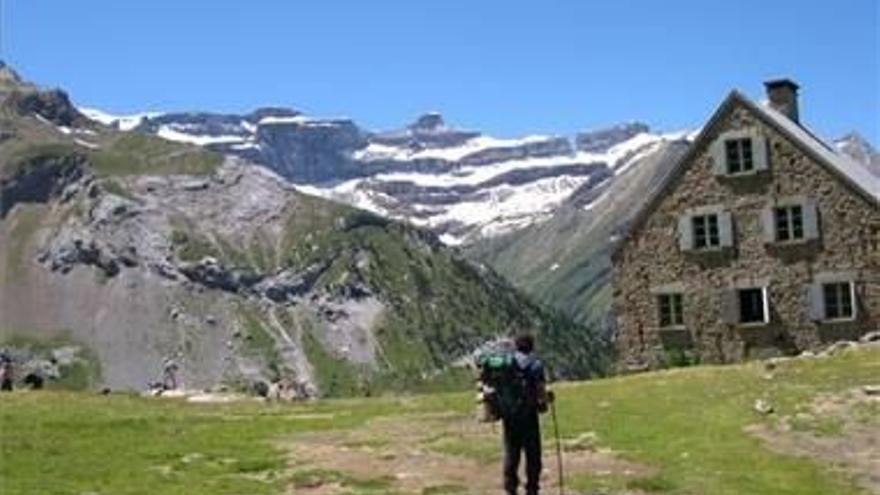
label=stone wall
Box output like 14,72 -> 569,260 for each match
612,102 -> 880,370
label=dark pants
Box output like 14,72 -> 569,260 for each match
502,412 -> 542,495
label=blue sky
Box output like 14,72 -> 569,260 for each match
3,1 -> 878,141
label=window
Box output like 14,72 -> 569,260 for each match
725,138 -> 754,174
723,287 -> 769,325
762,199 -> 819,244
679,209 -> 733,251
692,214 -> 720,249
823,282 -> 854,320
711,129 -> 768,176
808,276 -> 858,322
774,205 -> 804,241
658,293 -> 684,328
739,288 -> 767,324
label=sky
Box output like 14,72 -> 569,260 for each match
2,1 -> 878,142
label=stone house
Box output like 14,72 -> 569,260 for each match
611,80 -> 880,370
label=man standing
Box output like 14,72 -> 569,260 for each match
1,355 -> 14,392
502,334 -> 553,495
162,356 -> 179,391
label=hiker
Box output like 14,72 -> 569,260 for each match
23,372 -> 44,390
162,357 -> 179,390
478,334 -> 554,495
1,355 -> 14,392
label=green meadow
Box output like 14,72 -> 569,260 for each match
1,346 -> 876,495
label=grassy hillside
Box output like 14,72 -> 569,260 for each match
169,193 -> 607,393
1,346 -> 876,495
468,142 -> 687,328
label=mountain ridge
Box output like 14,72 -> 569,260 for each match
75,98 -> 877,332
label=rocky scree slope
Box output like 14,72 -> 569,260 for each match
1,77 -> 605,395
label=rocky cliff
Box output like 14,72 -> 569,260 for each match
81,105 -> 687,246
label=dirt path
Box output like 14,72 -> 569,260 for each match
280,411 -> 654,495
746,385 -> 880,495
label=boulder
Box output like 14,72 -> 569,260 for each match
823,340 -> 857,356
90,194 -> 138,226
178,259 -> 240,293
753,399 -> 774,415
862,385 -> 880,396
42,233 -> 120,278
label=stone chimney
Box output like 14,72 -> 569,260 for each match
764,79 -> 800,123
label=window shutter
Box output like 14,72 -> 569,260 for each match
720,289 -> 739,324
849,281 -> 859,319
803,200 -> 820,240
710,140 -> 727,176
752,136 -> 769,171
807,284 -> 825,321
761,287 -> 770,323
761,206 -> 776,243
678,214 -> 693,251
718,211 -> 734,248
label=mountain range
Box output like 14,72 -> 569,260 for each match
2,60 -> 876,393
76,88 -> 880,330
0,62 -> 604,395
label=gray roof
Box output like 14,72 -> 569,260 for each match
743,95 -> 880,204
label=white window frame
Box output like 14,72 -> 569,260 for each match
711,128 -> 769,177
774,204 -> 804,241
722,284 -> 770,327
808,273 -> 859,323
679,206 -> 734,252
724,137 -> 754,174
692,214 -> 720,249
657,292 -> 685,330
762,197 -> 820,244
821,281 -> 857,322
736,286 -> 770,327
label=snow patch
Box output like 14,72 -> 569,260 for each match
240,120 -> 257,134
79,107 -> 163,131
156,125 -> 245,146
439,233 -> 463,246
73,138 -> 99,149
258,115 -> 345,128
355,134 -> 554,163
230,142 -> 260,151
428,175 -> 591,230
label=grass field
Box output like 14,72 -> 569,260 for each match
1,346 -> 877,495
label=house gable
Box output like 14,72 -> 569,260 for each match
614,90 -> 879,262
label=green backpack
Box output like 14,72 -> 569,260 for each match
478,352 -> 529,421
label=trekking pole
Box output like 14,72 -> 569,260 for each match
550,399 -> 565,495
